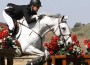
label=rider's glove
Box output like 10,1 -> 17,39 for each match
38,15 -> 44,20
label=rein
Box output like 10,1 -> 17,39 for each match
17,19 -> 43,49
46,24 -> 60,40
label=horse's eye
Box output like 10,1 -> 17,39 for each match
62,27 -> 66,31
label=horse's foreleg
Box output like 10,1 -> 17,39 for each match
44,49 -> 50,61
25,45 -> 47,65
24,45 -> 44,56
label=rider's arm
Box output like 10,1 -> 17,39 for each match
23,6 -> 37,24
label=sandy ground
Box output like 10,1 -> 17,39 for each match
6,59 -> 47,65
5,56 -> 47,65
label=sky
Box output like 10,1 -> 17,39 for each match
0,0 -> 90,28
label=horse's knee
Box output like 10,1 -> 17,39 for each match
21,48 -> 26,53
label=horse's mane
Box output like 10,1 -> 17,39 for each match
46,14 -> 62,18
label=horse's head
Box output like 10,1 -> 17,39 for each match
34,14 -> 72,45
51,15 -> 72,45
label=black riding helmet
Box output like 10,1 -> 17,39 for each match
30,0 -> 42,7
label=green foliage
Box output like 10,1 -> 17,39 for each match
77,32 -> 84,37
74,22 -> 82,28
72,27 -> 80,31
71,23 -> 90,39
0,26 -> 2,31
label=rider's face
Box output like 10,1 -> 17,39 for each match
32,5 -> 40,12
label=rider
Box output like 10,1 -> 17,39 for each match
3,0 -> 43,37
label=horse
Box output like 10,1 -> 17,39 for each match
4,14 -> 73,65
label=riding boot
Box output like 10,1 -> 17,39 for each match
8,30 -> 16,40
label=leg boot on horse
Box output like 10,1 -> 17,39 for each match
26,56 -> 45,65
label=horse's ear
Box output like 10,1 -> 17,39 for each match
61,15 -> 68,23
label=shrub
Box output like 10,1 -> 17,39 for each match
74,22 -> 82,28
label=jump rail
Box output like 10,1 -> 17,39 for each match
47,55 -> 90,65
0,49 -> 41,65
0,49 -> 15,57
1,49 -> 90,65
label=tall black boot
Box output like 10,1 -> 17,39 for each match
8,30 -> 16,40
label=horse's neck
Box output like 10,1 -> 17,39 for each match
38,16 -> 59,36
17,16 -> 59,36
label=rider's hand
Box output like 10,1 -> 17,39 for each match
38,15 -> 44,20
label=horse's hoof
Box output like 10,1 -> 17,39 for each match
15,48 -> 22,57
26,61 -> 33,65
26,56 -> 45,65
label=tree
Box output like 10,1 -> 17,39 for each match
74,22 -> 82,28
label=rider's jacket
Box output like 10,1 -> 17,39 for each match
5,3 -> 37,24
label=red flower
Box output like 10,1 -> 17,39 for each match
81,50 -> 84,55
49,51 -> 54,55
51,35 -> 59,42
47,44 -> 51,49
71,34 -> 77,43
87,42 -> 90,49
2,28 -> 8,37
68,47 -> 73,51
51,41 -> 57,46
43,42 -> 49,47
0,26 -> 8,39
83,38 -> 87,45
0,32 -> 2,39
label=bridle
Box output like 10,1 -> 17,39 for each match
58,15 -> 71,43
46,15 -> 71,44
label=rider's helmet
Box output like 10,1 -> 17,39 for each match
29,0 -> 42,7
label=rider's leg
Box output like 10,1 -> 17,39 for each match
3,10 -> 16,39
3,10 -> 15,31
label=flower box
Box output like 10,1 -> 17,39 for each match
0,49 -> 15,57
47,55 -> 90,65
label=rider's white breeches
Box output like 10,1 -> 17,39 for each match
3,10 -> 15,30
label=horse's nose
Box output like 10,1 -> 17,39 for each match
68,42 -> 71,45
